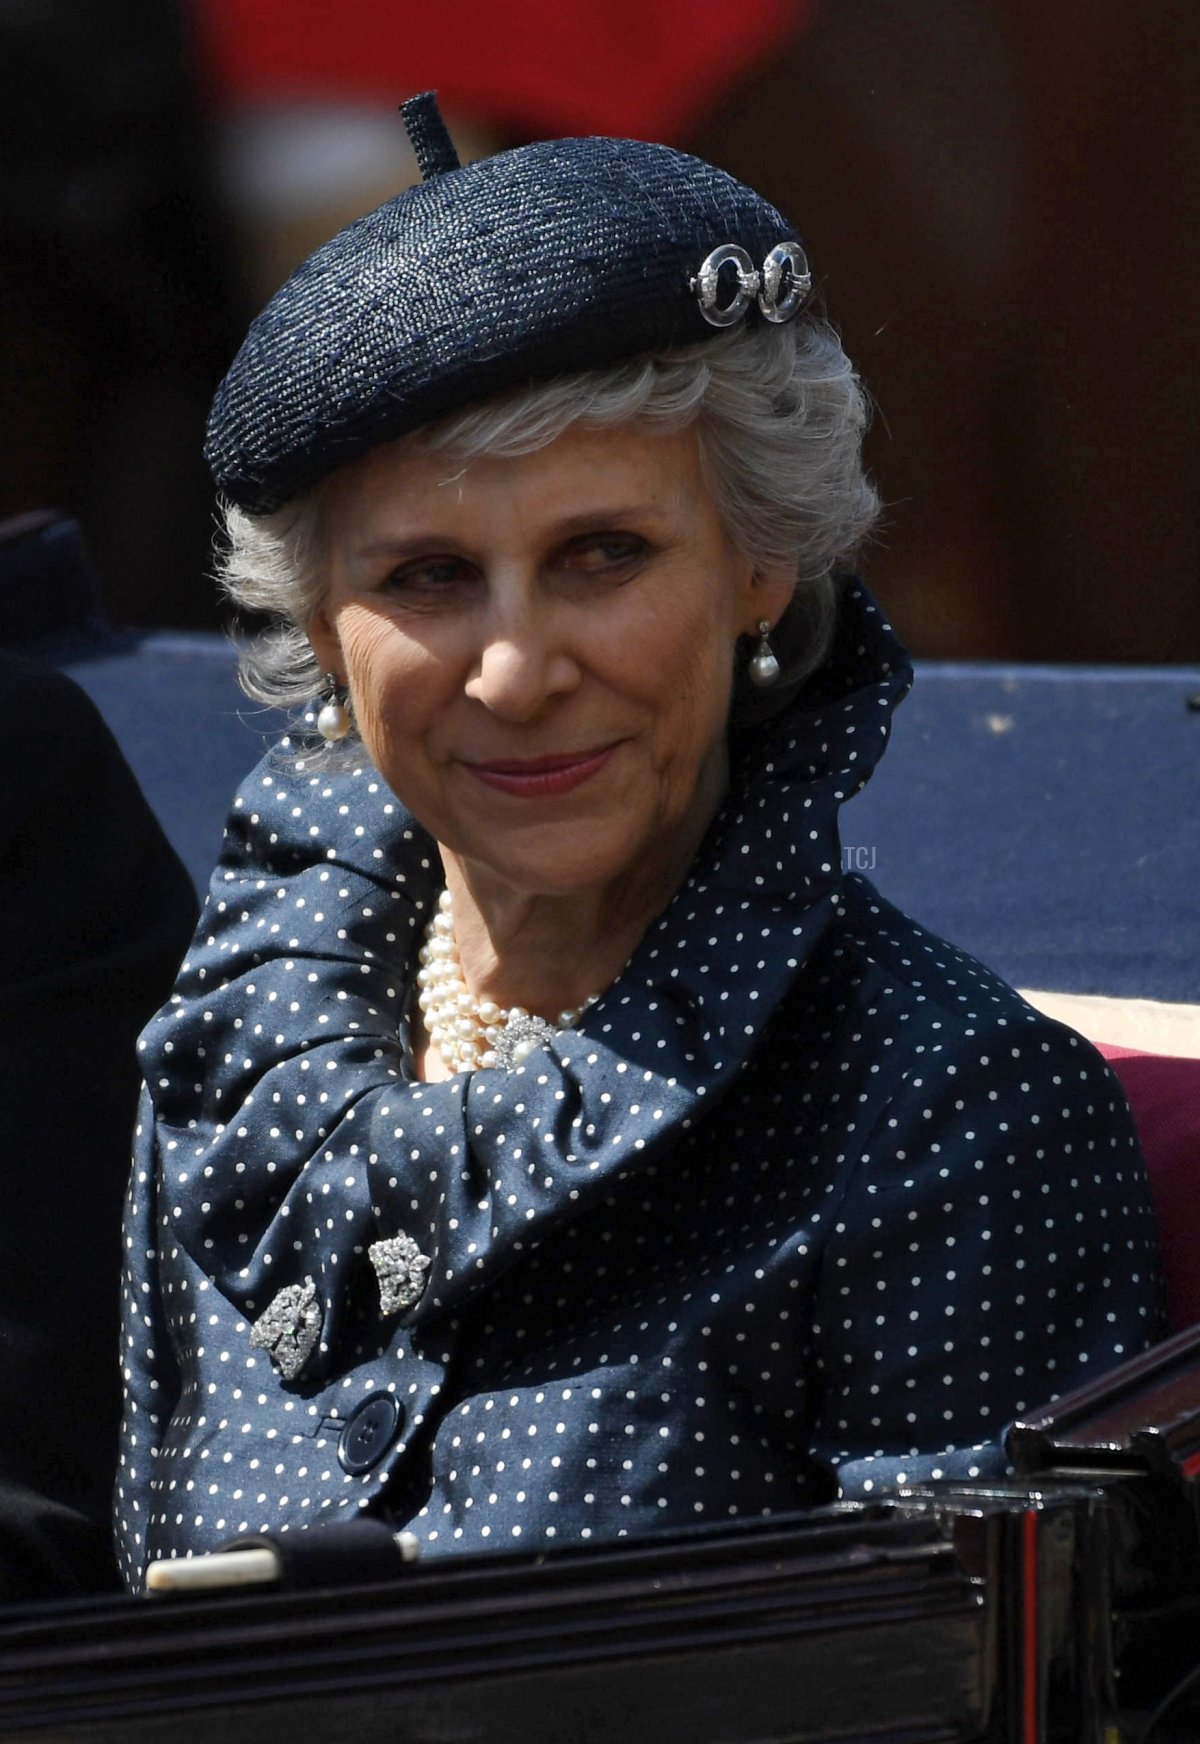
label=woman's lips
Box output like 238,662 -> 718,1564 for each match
461,744 -> 619,798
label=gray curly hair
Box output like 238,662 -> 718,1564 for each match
216,319 -> 879,723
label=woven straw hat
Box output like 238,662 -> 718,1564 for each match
205,93 -> 810,514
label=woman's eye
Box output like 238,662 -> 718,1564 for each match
559,533 -> 649,573
383,556 -> 476,595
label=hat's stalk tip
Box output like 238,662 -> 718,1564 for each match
400,91 -> 462,179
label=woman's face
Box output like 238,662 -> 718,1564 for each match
309,421 -> 790,905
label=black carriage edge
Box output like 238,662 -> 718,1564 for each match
0,1326 -> 1197,1744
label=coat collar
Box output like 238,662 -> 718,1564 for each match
733,576 -> 912,799
142,578 -> 913,1343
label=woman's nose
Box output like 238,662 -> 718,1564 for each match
464,608 -> 580,721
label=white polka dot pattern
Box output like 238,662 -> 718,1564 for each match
114,582 -> 1164,1589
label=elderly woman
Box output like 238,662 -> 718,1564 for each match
115,97 -> 1162,1588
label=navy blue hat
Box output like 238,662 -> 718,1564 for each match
205,94 -> 811,516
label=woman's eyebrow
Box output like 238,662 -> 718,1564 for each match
548,503 -> 674,536
350,535 -> 464,561
351,502 -> 674,560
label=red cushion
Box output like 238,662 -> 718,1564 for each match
1099,1045 -> 1200,1331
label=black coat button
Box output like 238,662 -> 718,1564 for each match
337,1393 -> 403,1475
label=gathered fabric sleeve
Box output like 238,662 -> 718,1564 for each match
806,1009 -> 1166,1496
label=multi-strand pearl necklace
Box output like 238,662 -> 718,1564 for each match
416,889 -> 595,1073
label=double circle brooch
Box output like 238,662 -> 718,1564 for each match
690,240 -> 812,329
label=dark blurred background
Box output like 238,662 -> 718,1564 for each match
1,0 -> 1195,658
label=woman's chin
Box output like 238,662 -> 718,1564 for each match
458,853 -> 637,905
447,819 -> 659,906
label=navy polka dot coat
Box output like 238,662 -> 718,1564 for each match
115,583 -> 1164,1589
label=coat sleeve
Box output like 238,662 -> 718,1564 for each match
805,1013 -> 1166,1495
114,1089 -> 181,1590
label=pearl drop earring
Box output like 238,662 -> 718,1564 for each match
316,672 -> 352,742
748,619 -> 780,688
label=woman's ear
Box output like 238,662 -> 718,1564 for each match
743,563 -> 796,638
306,608 -> 342,682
